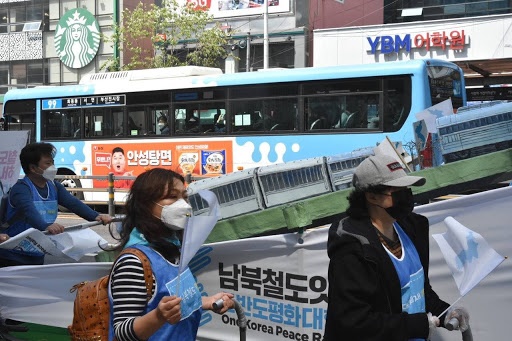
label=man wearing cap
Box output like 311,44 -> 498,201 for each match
324,154 -> 469,341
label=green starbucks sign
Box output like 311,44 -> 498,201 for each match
54,8 -> 100,69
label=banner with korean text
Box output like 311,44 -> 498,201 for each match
0,186 -> 510,341
0,130 -> 29,187
194,228 -> 328,341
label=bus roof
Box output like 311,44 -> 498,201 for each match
3,59 -> 458,103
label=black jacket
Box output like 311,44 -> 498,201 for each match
324,213 -> 449,341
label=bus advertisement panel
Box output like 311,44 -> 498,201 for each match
91,140 -> 233,188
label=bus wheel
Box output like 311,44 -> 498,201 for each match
58,177 -> 85,200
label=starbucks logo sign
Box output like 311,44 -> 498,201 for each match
54,8 -> 100,69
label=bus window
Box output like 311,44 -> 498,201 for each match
174,104 -> 225,134
152,107 -> 169,135
128,108 -> 145,136
3,99 -> 36,142
42,109 -> 80,139
85,108 -> 115,137
384,77 -> 411,132
232,99 -> 296,132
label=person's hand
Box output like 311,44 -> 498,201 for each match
123,171 -> 134,176
46,222 -> 65,234
96,214 -> 113,225
0,234 -> 9,243
204,292 -> 234,314
427,312 -> 440,340
445,306 -> 470,332
156,296 -> 182,325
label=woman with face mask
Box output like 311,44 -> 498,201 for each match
107,168 -> 234,341
324,154 -> 469,341
0,142 -> 112,267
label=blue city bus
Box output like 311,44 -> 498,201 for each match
437,101 -> 512,163
1,59 -> 465,202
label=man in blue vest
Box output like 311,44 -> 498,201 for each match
0,142 -> 112,267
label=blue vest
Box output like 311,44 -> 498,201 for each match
386,223 -> 426,341
108,244 -> 202,341
0,178 -> 58,264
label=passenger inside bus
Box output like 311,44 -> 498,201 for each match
185,112 -> 201,133
158,116 -> 170,135
214,110 -> 226,132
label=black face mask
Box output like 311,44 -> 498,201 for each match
384,188 -> 414,220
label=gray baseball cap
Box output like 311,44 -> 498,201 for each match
352,154 -> 426,189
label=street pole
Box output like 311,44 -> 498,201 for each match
246,33 -> 251,72
263,0 -> 269,69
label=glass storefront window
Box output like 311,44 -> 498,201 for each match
98,0 -> 114,15
9,3 -> 27,23
79,0 -> 96,15
0,8 -> 7,33
48,58 -> 61,84
12,62 -> 27,86
27,4 -> 43,21
27,62 -> 44,85
49,0 -> 60,20
62,64 -> 78,83
61,0 -> 78,16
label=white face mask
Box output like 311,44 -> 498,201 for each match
155,199 -> 192,231
158,123 -> 165,127
38,165 -> 58,181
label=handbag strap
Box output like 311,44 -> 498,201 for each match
117,248 -> 154,299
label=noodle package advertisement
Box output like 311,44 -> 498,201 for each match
91,141 -> 233,187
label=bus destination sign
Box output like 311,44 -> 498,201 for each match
42,95 -> 126,110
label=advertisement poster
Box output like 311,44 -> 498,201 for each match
184,0 -> 290,19
91,141 -> 233,188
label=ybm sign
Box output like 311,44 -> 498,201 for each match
54,8 -> 100,69
367,30 -> 467,54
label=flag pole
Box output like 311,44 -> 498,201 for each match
438,295 -> 463,319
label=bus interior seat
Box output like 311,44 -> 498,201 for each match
392,107 -> 405,128
333,111 -> 350,128
310,118 -> 327,130
344,112 -> 358,128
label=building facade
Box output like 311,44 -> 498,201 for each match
0,0 -> 312,112
311,0 -> 512,94
3,0 -> 510,108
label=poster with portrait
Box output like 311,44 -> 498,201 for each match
91,141 -> 233,188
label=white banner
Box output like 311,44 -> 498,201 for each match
0,263 -> 111,326
0,228 -> 108,262
194,227 -> 328,341
0,130 -> 29,188
0,186 -> 510,341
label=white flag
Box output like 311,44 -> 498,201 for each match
179,190 -> 221,273
432,216 -> 505,296
374,136 -> 411,171
415,98 -> 453,133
